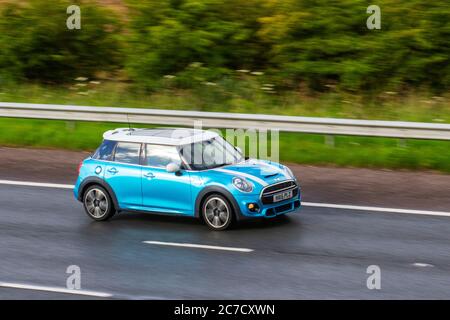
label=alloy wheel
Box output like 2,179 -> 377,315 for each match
204,197 -> 230,229
84,188 -> 109,219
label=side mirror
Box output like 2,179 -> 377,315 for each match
166,162 -> 181,173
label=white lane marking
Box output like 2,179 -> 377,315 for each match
143,241 -> 254,253
0,180 -> 74,189
412,263 -> 434,268
0,282 -> 112,298
1,179 -> 450,218
213,168 -> 269,187
302,202 -> 450,217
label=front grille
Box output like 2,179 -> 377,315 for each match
261,180 -> 298,205
265,203 -> 294,217
263,181 -> 296,194
275,203 -> 292,213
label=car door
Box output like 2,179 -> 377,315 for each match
141,144 -> 192,215
104,142 -> 142,210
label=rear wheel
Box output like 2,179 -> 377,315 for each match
83,185 -> 115,221
202,194 -> 234,231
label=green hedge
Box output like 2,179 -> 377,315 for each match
0,0 -> 122,83
0,0 -> 448,92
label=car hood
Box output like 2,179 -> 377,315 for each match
211,159 -> 293,187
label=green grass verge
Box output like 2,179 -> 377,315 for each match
0,83 -> 448,172
1,118 -> 449,173
0,82 -> 449,122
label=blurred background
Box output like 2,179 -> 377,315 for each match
0,0 -> 448,171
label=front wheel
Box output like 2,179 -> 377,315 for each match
202,194 -> 234,231
83,185 -> 115,221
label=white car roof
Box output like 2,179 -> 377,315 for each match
103,128 -> 220,146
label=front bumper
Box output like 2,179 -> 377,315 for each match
234,187 -> 301,219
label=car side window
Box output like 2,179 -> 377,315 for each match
113,142 -> 141,165
92,140 -> 117,161
145,144 -> 181,168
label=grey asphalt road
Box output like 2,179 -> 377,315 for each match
1,184 -> 450,299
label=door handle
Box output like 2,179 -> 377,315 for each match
107,167 -> 118,174
144,172 -> 155,179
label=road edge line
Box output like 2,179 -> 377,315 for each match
0,282 -> 112,298
302,202 -> 450,217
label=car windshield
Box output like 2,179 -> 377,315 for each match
179,136 -> 243,170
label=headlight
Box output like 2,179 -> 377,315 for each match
232,177 -> 254,193
285,166 -> 295,179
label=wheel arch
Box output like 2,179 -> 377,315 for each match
195,186 -> 243,221
77,177 -> 119,210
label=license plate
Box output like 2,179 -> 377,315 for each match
273,190 -> 293,202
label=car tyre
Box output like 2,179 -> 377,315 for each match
202,194 -> 234,231
83,185 -> 116,221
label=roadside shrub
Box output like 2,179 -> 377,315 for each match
125,0 -> 450,93
0,0 -> 123,83
125,0 -> 267,90
0,0 -> 448,94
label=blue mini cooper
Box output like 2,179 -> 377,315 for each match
74,128 -> 301,230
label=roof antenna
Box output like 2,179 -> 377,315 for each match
126,114 -> 132,134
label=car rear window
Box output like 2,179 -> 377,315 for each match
92,140 -> 116,161
114,142 -> 141,165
